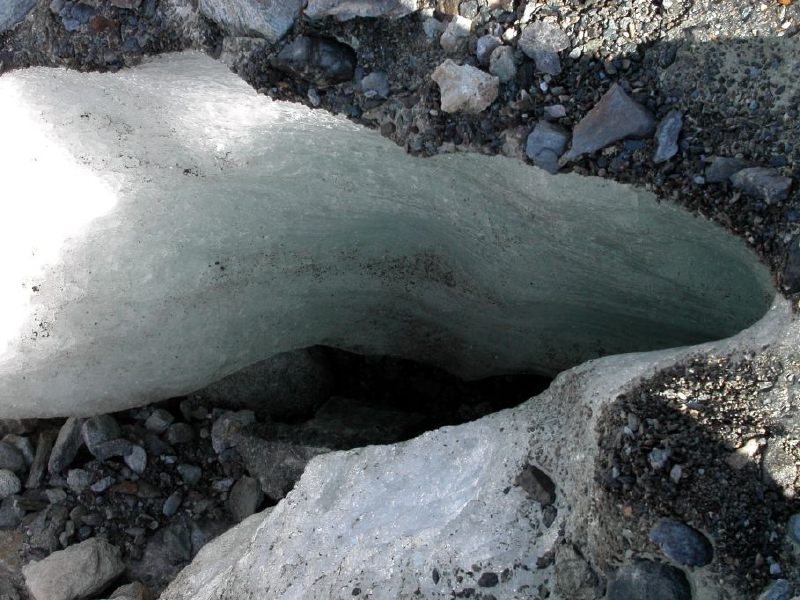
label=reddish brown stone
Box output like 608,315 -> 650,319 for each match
89,14 -> 118,34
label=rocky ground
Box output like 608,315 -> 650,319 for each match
0,347 -> 547,599
3,0 -> 800,599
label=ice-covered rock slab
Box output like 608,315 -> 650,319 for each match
0,52 -> 773,417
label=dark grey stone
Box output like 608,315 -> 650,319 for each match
163,492 -> 182,517
361,71 -> 390,99
515,464 -> 556,506
162,521 -> 193,564
93,438 -> 134,461
653,110 -> 682,163
704,156 -> 755,183
82,415 -> 121,456
167,423 -> 195,445
650,518 -> 713,567
0,442 -> 25,474
477,572 -> 498,587
476,35 -> 502,66
273,36 -> 356,88
787,513 -> 800,544
177,464 -> 202,486
0,495 -> 25,529
48,417 -> 84,475
608,560 -> 691,600
145,409 -> 175,434
489,46 -> 516,83
236,436 -> 328,501
228,476 -> 265,522
26,430 -> 56,489
731,167 -> 792,205
565,84 -> 655,160
124,444 -> 147,474
783,236 -> 800,294
525,121 -> 569,174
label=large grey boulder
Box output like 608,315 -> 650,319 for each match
198,0 -> 302,42
22,537 -> 125,600
0,52 -> 772,418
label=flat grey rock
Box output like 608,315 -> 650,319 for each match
730,167 -> 792,205
22,537 -> 125,600
526,121 -> 569,174
653,109 -> 683,163
565,84 -> 655,160
305,0 -> 417,20
649,518 -> 713,567
198,0 -> 302,43
48,418 -> 84,475
607,560 -> 691,600
704,156 -> 755,183
81,415 -> 121,456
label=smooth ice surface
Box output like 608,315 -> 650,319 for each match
0,52 -> 774,417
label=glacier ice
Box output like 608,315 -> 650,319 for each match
0,51 -> 774,417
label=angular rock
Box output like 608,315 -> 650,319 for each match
489,45 -> 516,83
196,349 -> 333,420
704,156 -> 755,183
440,16 -> 472,53
145,409 -> 174,434
228,476 -> 264,522
124,445 -> 147,475
198,0 -> 302,43
23,537 -> 124,600
653,110 -> 682,163
0,494 -> 25,529
730,167 -> 792,205
162,521 -> 193,564
432,60 -> 499,114
273,35 -> 356,88
48,418 -> 84,475
26,431 -> 56,489
1,435 -> 34,467
236,436 -> 328,500
361,71 -> 390,99
66,469 -> 91,492
422,17 -> 445,39
607,560 -> 691,600
306,0 -> 418,20
0,442 -> 25,475
0,470 -> 21,499
167,423 -> 195,445
515,464 -> 555,506
564,84 -> 655,160
543,104 -> 566,120
649,518 -> 713,567
525,121 -> 569,174
0,0 -> 35,33
82,415 -> 121,456
554,545 -> 599,599
211,411 -> 256,455
177,464 -> 202,486
476,35 -> 502,66
518,21 -> 570,76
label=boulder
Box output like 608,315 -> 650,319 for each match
272,35 -> 356,87
564,84 -> 655,160
22,537 -> 125,600
197,0 -> 302,43
0,0 -> 35,33
730,167 -> 792,205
